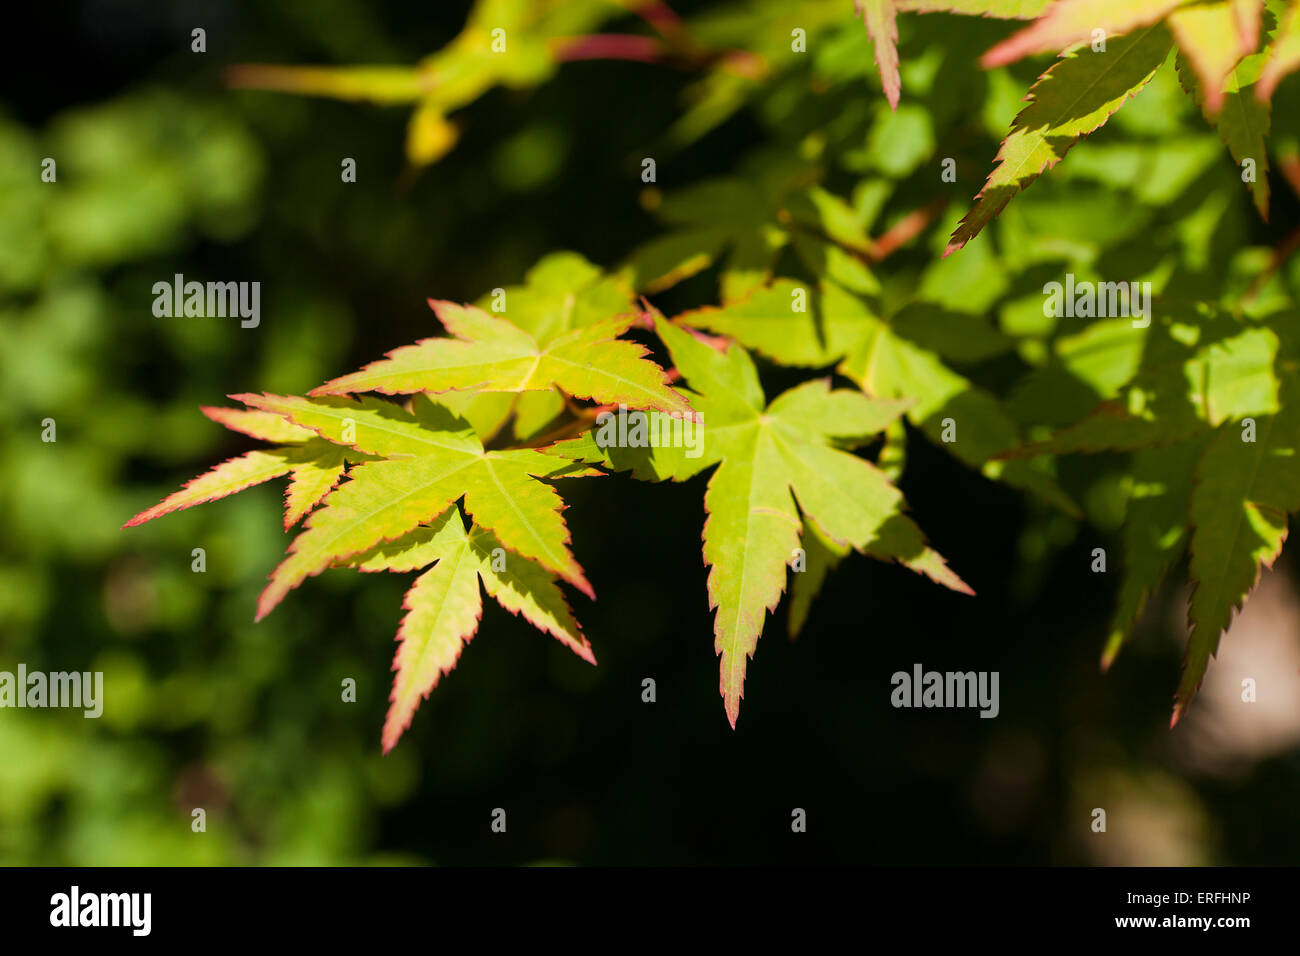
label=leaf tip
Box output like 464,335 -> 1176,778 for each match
253,588 -> 279,623
426,297 -> 458,322
380,724 -> 404,754
979,46 -> 1012,71
725,700 -> 740,730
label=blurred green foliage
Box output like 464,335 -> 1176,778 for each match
0,90 -> 419,865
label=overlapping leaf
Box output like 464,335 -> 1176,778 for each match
313,298 -> 689,417
551,313 -> 970,726
465,251 -> 644,440
127,383 -> 600,749
626,174 -> 880,301
129,353 -> 603,752
1008,304 -> 1279,456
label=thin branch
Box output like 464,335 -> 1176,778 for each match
551,34 -> 667,64
1242,224 -> 1300,306
867,197 -> 948,262
625,0 -> 686,39
1279,152 -> 1300,202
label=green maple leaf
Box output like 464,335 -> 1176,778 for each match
472,252 -> 636,340
1006,305 -> 1300,722
126,408 -> 598,747
311,298 -> 690,418
1010,304 -> 1280,457
625,175 -> 880,302
1100,437 -> 1208,671
349,252 -> 642,445
626,177 -> 790,300
228,392 -> 597,618
947,23 -> 1174,254
342,506 -> 593,752
551,315 -> 970,726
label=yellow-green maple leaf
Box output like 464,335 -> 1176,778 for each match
312,299 -> 690,416
551,316 -> 970,726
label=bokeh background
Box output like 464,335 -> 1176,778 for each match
2,0 -> 1299,865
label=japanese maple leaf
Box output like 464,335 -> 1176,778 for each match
229,391 -> 598,619
1003,304 -> 1300,724
311,298 -> 690,416
552,315 -> 971,726
342,506 -> 594,752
